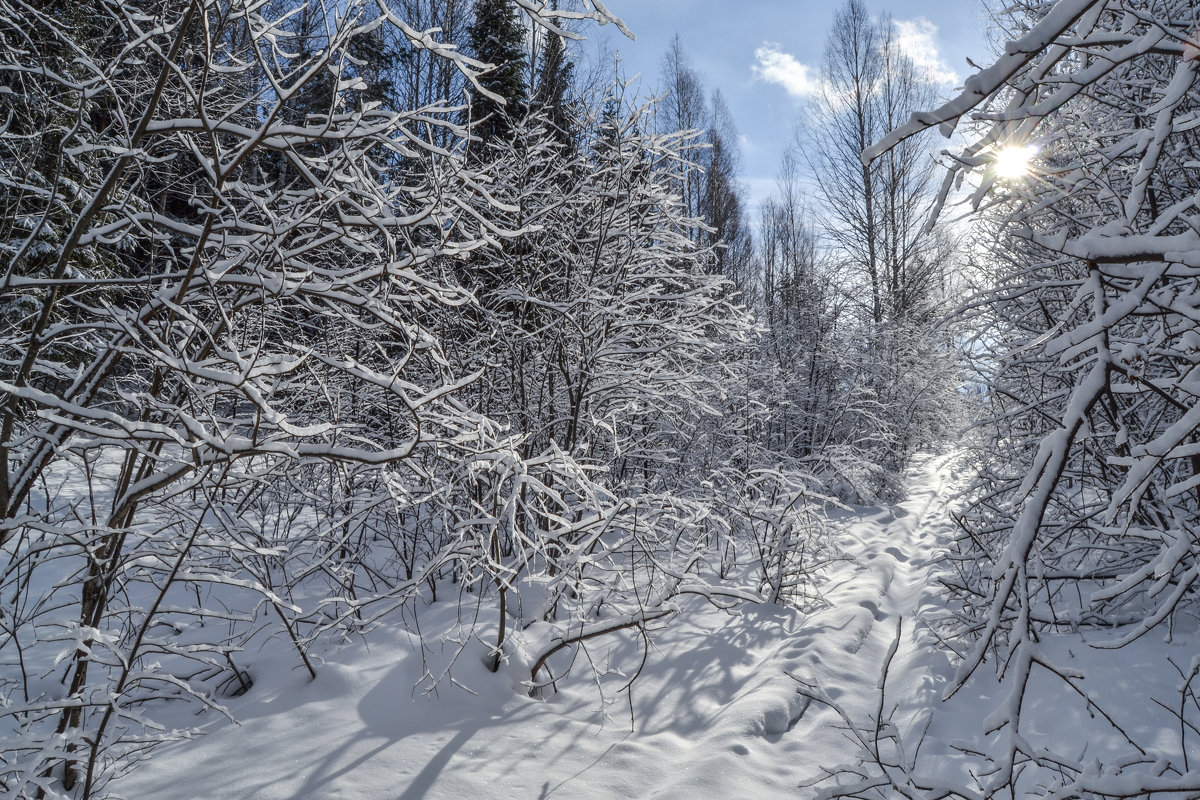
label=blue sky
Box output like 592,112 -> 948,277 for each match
582,1 -> 995,215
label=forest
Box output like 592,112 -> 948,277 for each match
2,0 -> 1200,797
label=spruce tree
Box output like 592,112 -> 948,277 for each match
532,4 -> 575,149
466,0 -> 528,149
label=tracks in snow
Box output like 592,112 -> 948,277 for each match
636,451 -> 967,798
768,451 -> 965,789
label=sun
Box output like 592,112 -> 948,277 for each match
993,144 -> 1039,180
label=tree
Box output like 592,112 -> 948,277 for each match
466,0 -> 529,149
845,0 -> 1200,796
807,0 -> 943,328
703,91 -> 754,290
531,1 -> 576,149
416,79 -> 810,695
810,0 -> 886,325
389,0 -> 472,111
794,0 -> 958,496
0,0 -> 630,795
752,150 -> 901,499
657,39 -> 754,290
450,81 -> 756,485
659,35 -> 709,245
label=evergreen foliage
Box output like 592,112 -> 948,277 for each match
466,0 -> 529,149
532,19 -> 575,148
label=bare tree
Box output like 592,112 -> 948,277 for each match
806,0 -> 943,329
791,0 -> 959,497
388,0 -> 472,116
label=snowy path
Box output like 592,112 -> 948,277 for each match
116,453 -> 964,800
783,452 -> 963,790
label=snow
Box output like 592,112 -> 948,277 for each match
112,454 -> 968,800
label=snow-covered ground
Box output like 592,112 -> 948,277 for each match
114,453 -> 966,799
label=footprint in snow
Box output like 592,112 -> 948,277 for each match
858,599 -> 887,622
844,621 -> 871,654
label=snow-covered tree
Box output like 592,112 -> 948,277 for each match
752,154 -> 881,497
859,0 -> 1200,796
429,83 -> 768,669
0,0 -> 630,795
782,0 -> 960,499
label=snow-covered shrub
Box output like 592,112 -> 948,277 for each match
0,0 -> 629,796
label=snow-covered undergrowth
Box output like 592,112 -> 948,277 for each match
14,448 -> 1198,799
102,453 -> 968,799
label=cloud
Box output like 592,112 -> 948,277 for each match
752,44 -> 821,98
893,18 -> 959,86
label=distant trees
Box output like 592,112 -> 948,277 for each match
649,8 -> 959,506
754,170 -> 869,495
530,0 -> 576,148
659,36 -> 709,242
389,0 -> 472,129
704,92 -> 755,291
751,0 -> 960,500
658,37 -> 755,291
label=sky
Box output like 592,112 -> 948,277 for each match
578,0 -> 997,217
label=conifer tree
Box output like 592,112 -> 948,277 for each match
466,0 -> 528,149
703,90 -> 753,288
532,2 -> 575,149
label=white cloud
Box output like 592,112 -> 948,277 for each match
893,18 -> 959,86
752,44 -> 821,98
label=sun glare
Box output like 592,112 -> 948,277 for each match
994,144 -> 1038,180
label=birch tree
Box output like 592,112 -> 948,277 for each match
798,0 -> 958,497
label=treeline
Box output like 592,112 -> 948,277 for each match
0,1 -> 958,797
